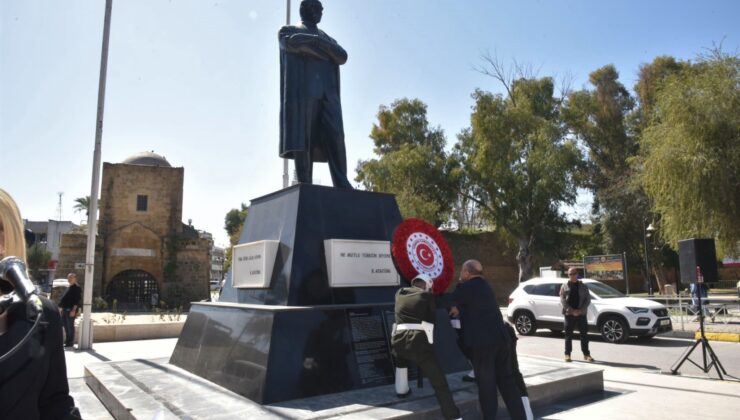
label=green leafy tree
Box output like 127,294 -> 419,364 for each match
562,65 -> 647,268
223,203 -> 249,273
633,56 -> 687,133
639,51 -> 740,256
356,98 -> 457,226
26,243 -> 51,281
457,74 -> 582,282
447,146 -> 490,231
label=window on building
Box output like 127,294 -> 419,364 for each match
136,195 -> 148,212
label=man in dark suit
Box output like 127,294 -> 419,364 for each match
59,273 -> 81,348
446,260 -> 526,420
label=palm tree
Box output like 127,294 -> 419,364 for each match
73,196 -> 91,216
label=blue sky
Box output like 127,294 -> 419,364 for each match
1,0 -> 738,246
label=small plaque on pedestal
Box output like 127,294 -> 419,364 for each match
232,240 -> 279,288
324,239 -> 399,287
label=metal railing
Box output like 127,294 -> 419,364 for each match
644,293 -> 740,331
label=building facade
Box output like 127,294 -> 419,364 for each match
24,219 -> 79,282
57,152 -> 212,310
211,245 -> 225,284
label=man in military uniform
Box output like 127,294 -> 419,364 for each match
391,273 -> 460,420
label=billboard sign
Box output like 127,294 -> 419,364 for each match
584,254 -> 625,282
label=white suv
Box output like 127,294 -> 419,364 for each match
506,277 -> 672,343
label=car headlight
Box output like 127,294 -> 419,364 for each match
627,306 -> 649,314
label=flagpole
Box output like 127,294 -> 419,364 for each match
79,0 -> 113,350
282,0 -> 291,188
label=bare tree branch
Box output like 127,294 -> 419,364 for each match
474,50 -> 516,104
558,70 -> 575,100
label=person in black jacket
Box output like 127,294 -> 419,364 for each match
0,297 -> 81,419
0,188 -> 80,419
445,260 -> 526,420
59,273 -> 81,348
559,268 -> 594,362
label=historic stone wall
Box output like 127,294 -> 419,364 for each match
56,160 -> 211,309
161,235 -> 212,308
55,232 -> 104,297
99,163 -> 184,238
443,231 -> 520,304
104,223 -> 164,287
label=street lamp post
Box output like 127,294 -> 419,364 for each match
643,220 -> 656,296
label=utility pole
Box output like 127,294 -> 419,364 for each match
282,0 -> 291,189
56,192 -> 64,221
79,0 -> 113,350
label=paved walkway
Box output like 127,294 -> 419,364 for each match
536,358 -> 740,419
63,338 -> 740,419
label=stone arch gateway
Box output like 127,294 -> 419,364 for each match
106,269 -> 159,311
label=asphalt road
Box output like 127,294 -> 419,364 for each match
514,329 -> 740,380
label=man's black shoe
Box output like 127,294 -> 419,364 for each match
462,374 -> 476,382
64,343 -> 73,348
396,390 -> 412,398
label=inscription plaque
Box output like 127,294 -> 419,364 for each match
347,309 -> 393,386
232,240 -> 280,288
324,239 -> 400,287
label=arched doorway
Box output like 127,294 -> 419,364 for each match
106,270 -> 159,311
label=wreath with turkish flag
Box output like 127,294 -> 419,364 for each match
391,218 -> 454,295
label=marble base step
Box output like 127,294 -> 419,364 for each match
69,378 -> 114,420
84,356 -> 603,419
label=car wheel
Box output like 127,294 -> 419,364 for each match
514,311 -> 536,335
600,316 -> 629,344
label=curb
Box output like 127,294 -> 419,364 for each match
694,331 -> 740,343
663,330 -> 740,342
662,331 -> 695,339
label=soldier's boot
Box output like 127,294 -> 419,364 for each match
395,368 -> 410,398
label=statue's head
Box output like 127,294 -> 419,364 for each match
300,0 -> 323,25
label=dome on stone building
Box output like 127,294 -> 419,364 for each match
121,151 -> 172,167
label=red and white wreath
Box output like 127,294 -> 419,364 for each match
391,218 -> 454,295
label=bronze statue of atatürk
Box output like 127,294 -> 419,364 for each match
279,0 -> 352,188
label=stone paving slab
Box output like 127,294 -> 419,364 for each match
84,356 -> 602,419
69,378 -> 114,420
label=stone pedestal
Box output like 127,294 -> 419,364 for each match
170,185 -> 468,404
218,184 -> 405,306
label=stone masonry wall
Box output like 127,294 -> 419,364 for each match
443,231 -> 520,305
55,232 -> 104,297
99,163 -> 184,239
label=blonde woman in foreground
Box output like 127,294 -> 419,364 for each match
0,189 -> 81,419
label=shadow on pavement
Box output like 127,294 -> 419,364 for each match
577,359 -> 659,370
65,348 -> 112,362
532,331 -> 693,347
494,388 -> 630,420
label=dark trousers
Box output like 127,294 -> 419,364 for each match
293,94 -> 352,188
395,350 -> 460,419
61,308 -> 75,345
564,315 -> 590,356
471,345 -> 526,420
505,324 -> 528,397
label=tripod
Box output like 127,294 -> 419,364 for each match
670,271 -> 727,379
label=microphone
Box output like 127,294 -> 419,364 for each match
0,256 -> 36,302
0,256 -> 43,320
